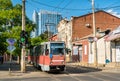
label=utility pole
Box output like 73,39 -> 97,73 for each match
21,0 -> 26,72
92,0 -> 97,67
45,23 -> 55,41
46,24 -> 50,40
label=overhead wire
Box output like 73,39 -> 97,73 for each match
25,0 -> 120,25
30,0 -> 91,11
27,0 -> 120,17
104,1 -> 120,8
59,0 -> 72,12
52,0 -> 65,11
29,0 -> 120,12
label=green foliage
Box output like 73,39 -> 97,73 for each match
31,36 -> 43,46
40,31 -> 49,41
30,29 -> 49,47
0,33 -> 7,55
0,1 -> 35,55
0,0 -> 13,10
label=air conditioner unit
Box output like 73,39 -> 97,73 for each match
85,24 -> 90,27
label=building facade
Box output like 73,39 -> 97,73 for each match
31,10 -> 39,38
57,18 -> 72,62
38,10 -> 62,36
32,10 -> 62,37
57,19 -> 72,51
71,10 -> 120,65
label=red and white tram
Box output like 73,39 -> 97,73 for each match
29,41 -> 66,71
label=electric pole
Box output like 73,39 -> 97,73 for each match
21,0 -> 26,72
45,24 -> 50,40
92,0 -> 97,67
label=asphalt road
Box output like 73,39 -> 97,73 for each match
0,61 -> 120,81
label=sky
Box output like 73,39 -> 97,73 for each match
11,0 -> 120,20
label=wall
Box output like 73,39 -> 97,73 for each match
72,11 -> 120,42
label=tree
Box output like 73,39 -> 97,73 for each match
0,1 -> 35,56
40,31 -> 53,41
0,33 -> 7,55
31,36 -> 43,46
0,0 -> 13,10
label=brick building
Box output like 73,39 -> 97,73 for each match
72,10 -> 120,41
71,10 -> 120,65
49,34 -> 58,41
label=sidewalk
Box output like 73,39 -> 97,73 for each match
66,62 -> 120,73
0,61 -> 40,79
1,61 -> 120,79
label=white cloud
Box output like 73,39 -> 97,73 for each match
106,9 -> 120,18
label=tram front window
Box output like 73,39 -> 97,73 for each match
51,48 -> 64,55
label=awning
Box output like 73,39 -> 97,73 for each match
105,26 -> 120,41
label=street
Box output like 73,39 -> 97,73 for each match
0,61 -> 120,81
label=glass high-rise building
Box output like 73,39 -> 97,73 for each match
31,10 -> 39,38
32,10 -> 62,37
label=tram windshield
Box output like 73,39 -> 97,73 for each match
50,43 -> 65,55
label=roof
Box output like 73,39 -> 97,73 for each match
105,25 -> 120,41
72,10 -> 120,19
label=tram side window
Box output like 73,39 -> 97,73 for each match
40,45 -> 44,55
37,45 -> 41,55
35,47 -> 38,56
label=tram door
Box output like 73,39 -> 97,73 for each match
43,44 -> 50,65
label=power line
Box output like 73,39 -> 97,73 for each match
101,5 -> 120,10
30,0 -> 91,11
104,1 -> 120,8
52,0 -> 65,11
26,0 -> 120,19
29,0 -> 120,11
59,0 -> 72,12
26,0 -> 39,10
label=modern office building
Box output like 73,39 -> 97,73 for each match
31,10 -> 39,38
32,10 -> 62,37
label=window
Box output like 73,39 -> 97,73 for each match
50,43 -> 65,55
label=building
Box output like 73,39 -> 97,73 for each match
57,19 -> 72,51
32,10 -> 62,37
37,10 -> 62,36
71,10 -> 120,66
104,26 -> 120,67
31,10 -> 39,38
57,19 -> 72,62
49,34 -> 58,41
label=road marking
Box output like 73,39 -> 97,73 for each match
95,72 -> 120,80
50,75 -> 62,81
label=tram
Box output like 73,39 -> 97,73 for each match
29,41 -> 66,72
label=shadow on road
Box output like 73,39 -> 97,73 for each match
0,61 -> 37,72
66,65 -> 102,74
0,62 -> 20,71
0,61 -> 102,75
46,65 -> 102,75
